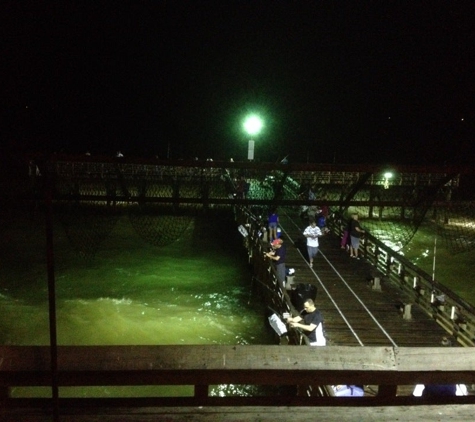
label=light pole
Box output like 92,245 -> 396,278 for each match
243,115 -> 263,160
383,172 -> 393,189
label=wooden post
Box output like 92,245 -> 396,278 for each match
369,189 -> 374,218
194,384 -> 208,400
138,178 -> 146,206
45,176 -> 60,422
372,277 -> 382,291
201,182 -> 210,211
385,253 -> 392,277
377,385 -> 397,398
172,179 -> 180,212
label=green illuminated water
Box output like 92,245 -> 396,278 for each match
401,223 -> 475,306
0,209 -> 274,397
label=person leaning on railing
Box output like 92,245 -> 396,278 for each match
264,238 -> 286,288
286,298 -> 326,346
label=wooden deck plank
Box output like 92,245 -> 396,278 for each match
278,212 -> 451,347
2,405 -> 475,422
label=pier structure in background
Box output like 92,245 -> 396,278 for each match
26,154 -> 475,255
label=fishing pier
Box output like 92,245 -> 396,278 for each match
2,155 -> 475,420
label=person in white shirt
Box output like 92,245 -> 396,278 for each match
303,219 -> 322,268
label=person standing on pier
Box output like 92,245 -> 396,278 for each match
287,299 -> 326,346
303,219 -> 322,268
349,213 -> 365,259
268,209 -> 279,241
340,215 -> 352,250
265,238 -> 286,288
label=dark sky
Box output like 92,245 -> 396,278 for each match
2,1 -> 475,164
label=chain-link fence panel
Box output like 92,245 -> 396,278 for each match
431,202 -> 475,254
128,204 -> 194,247
38,158 -> 472,256
55,201 -> 120,259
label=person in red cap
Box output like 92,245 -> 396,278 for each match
265,238 -> 286,288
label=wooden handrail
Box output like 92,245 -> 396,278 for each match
1,346 -> 475,407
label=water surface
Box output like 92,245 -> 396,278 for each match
0,209 -> 274,397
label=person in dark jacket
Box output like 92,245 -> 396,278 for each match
265,238 -> 286,288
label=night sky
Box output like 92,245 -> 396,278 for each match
2,1 -> 474,164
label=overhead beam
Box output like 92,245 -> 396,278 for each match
43,195 -> 453,207
29,153 -> 475,175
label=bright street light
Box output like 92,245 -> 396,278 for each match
243,115 -> 263,136
243,115 -> 263,160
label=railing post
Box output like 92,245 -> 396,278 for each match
373,244 -> 380,269
172,179 -> 180,212
385,253 -> 392,277
45,174 -> 60,422
372,277 -> 382,291
377,385 -> 398,398
0,386 -> 9,403
194,384 -> 209,400
201,182 -> 210,211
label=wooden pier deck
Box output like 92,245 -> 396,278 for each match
278,211 -> 450,348
2,209 -> 474,422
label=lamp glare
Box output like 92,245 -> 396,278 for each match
243,115 -> 263,136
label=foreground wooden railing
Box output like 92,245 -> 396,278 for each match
1,345 -> 475,409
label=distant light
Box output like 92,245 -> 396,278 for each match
383,172 -> 393,189
243,115 -> 263,137
461,118 -> 464,121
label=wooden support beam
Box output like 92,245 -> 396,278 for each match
2,345 -> 475,387
3,404 -> 475,421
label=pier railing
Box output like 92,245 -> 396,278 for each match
1,345 -> 475,409
237,207 -> 309,345
329,218 -> 475,347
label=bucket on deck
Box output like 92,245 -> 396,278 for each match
285,268 -> 296,290
291,283 -> 317,312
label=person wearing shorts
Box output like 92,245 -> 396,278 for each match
268,209 -> 279,241
303,219 -> 322,268
349,213 -> 365,259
